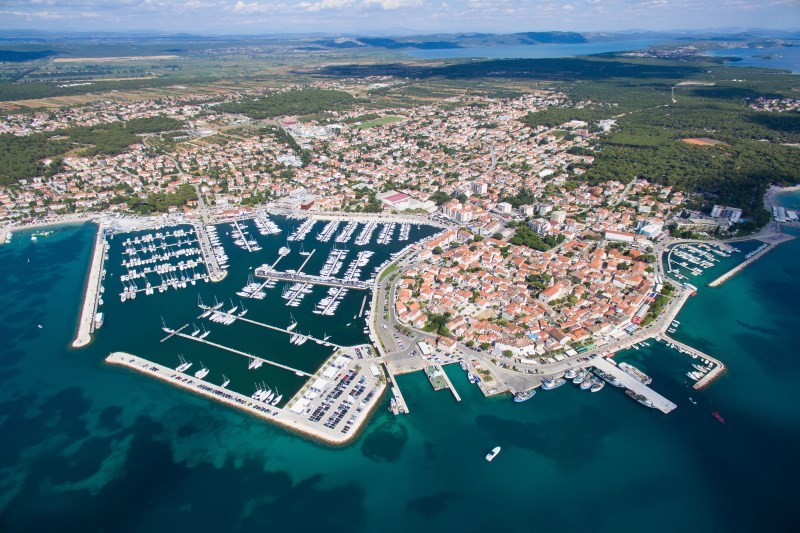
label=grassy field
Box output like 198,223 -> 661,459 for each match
355,115 -> 405,129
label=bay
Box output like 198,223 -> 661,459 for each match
1,220 -> 799,532
404,39 -> 667,60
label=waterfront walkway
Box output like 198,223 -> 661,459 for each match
593,357 -> 677,414
72,225 -> 106,348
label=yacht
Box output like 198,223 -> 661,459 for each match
485,446 -> 501,462
625,389 -> 654,408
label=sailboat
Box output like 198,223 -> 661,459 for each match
238,301 -> 248,317
175,354 -> 192,372
221,375 -> 230,388
194,362 -> 209,379
199,324 -> 211,339
287,313 -> 298,331
271,389 -> 282,406
190,323 -> 201,337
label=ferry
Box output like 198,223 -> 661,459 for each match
619,362 -> 652,385
625,389 -> 654,408
513,389 -> 536,403
485,446 -> 501,462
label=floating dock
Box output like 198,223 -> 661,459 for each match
255,268 -> 371,290
593,357 -> 677,414
167,327 -> 315,377
200,309 -> 344,349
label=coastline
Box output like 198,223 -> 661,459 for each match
106,351 -> 387,447
71,224 -> 105,348
764,184 -> 800,210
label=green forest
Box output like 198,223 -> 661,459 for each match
217,89 -> 355,119
518,61 -> 800,225
111,183 -> 196,215
0,116 -> 184,186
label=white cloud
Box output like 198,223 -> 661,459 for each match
363,0 -> 421,9
563,3 -> 574,10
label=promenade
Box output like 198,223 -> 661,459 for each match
72,225 -> 106,348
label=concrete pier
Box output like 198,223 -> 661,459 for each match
194,222 -> 226,282
662,334 -> 726,390
440,364 -> 462,402
384,362 -> 410,415
709,234 -> 795,287
106,351 -> 385,446
593,357 -> 677,414
72,225 -> 106,348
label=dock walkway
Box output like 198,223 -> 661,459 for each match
593,357 -> 677,414
255,268 -> 370,290
169,328 -> 314,377
204,310 -> 344,349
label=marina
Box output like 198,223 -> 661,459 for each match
106,351 -> 386,445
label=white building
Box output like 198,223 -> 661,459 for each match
711,205 -> 743,223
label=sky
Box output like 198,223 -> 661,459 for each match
0,0 -> 798,35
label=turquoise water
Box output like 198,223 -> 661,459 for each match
405,39 -> 666,60
705,46 -> 800,73
1,221 -> 800,532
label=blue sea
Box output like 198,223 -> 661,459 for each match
405,39 -> 667,60
1,219 -> 800,532
705,45 -> 800,74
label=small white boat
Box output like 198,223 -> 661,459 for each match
485,446 -> 501,462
